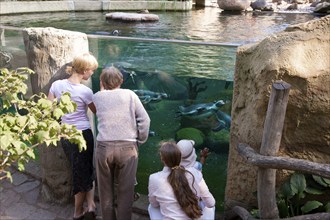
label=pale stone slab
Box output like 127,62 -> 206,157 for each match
105,12 -> 159,21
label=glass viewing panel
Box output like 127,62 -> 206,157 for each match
1,28 -> 237,211
0,28 -> 28,71
89,36 -> 237,211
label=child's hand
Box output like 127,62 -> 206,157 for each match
200,148 -> 209,158
199,148 -> 209,165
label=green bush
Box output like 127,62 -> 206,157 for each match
0,67 -> 86,181
251,173 -> 330,218
175,127 -> 205,146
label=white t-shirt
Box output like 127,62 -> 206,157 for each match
49,79 -> 93,130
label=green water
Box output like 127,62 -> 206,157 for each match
90,39 -> 233,211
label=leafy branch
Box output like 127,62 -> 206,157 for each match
0,68 -> 86,181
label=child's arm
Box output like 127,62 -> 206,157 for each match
199,148 -> 209,165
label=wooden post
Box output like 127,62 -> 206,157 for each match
258,81 -> 291,219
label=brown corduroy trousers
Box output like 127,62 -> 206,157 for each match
95,141 -> 138,220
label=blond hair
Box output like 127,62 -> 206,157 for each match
66,53 -> 98,75
100,66 -> 123,90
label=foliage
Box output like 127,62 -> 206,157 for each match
250,173 -> 330,218
277,173 -> 330,217
0,67 -> 86,181
175,127 -> 205,146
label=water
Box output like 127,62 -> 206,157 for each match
0,7 -> 316,211
0,7 -> 316,43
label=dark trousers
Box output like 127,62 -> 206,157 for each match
95,141 -> 138,220
61,129 -> 95,195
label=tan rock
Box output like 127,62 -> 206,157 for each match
225,15 -> 330,210
22,27 -> 89,95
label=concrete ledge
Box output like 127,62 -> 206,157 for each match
0,0 -> 193,15
0,2 -> 74,14
103,1 -> 193,11
74,1 -> 103,11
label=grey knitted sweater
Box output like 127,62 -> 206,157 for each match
93,88 -> 150,144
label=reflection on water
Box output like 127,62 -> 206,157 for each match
0,7 -> 316,211
0,7 -> 316,44
93,39 -> 237,81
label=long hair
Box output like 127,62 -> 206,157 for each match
100,66 -> 123,90
159,141 -> 202,219
66,52 -> 98,75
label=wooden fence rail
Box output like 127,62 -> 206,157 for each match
237,143 -> 330,179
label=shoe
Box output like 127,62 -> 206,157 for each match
134,192 -> 140,201
73,214 -> 84,220
84,211 -> 96,220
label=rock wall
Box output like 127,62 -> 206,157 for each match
23,27 -> 88,95
22,27 -> 90,203
225,15 -> 330,210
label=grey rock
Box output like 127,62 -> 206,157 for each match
218,0 -> 251,11
314,1 -> 330,13
11,172 -> 29,186
14,180 -> 40,193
